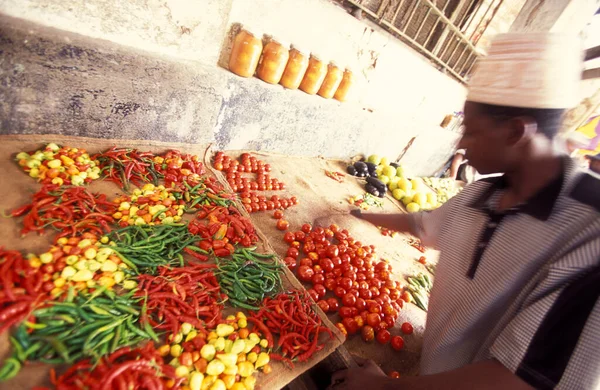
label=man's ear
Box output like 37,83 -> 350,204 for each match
506,116 -> 537,146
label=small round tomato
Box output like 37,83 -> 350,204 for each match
324,278 -> 336,291
338,277 -> 352,290
418,256 -> 427,264
382,303 -> 395,317
276,219 -> 289,231
342,318 -> 359,335
369,286 -> 380,298
301,223 -> 312,233
284,257 -> 297,269
41,264 -> 55,274
286,247 -> 299,259
389,289 -> 400,301
353,315 -> 365,328
366,313 -> 381,328
367,301 -> 381,314
42,281 -> 55,293
317,300 -> 330,313
297,265 -> 314,282
327,298 -> 340,312
401,322 -> 414,335
376,329 -> 391,345
299,258 -> 312,268
290,241 -> 301,249
273,210 -> 284,219
334,286 -> 347,298
295,231 -> 306,242
331,256 -> 342,268
313,265 -> 323,274
389,371 -> 401,379
348,289 -> 360,299
361,325 -> 375,342
314,284 -> 326,299
311,273 -> 325,286
307,288 -> 319,302
333,268 -> 343,277
359,288 -> 372,300
342,293 -> 357,307
327,245 -> 339,258
355,298 -> 367,311
319,258 -> 335,273
339,306 -> 354,318
401,291 -> 412,303
391,335 -> 405,351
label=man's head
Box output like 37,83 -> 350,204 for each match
459,33 -> 582,174
459,102 -> 565,174
586,154 -> 600,174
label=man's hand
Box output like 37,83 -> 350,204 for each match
329,357 -> 391,390
349,209 -> 363,219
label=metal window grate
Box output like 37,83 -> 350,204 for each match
347,0 -> 505,83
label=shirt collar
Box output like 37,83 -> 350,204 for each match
470,161 -> 565,221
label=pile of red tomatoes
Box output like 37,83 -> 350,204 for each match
282,223 -> 411,349
213,152 -> 285,193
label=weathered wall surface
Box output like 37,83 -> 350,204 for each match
0,0 -> 467,175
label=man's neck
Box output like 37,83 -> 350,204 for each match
503,152 -> 563,204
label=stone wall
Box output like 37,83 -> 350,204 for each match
0,0 -> 467,175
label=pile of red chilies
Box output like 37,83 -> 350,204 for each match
249,291 -> 334,366
51,343 -> 182,390
136,263 -> 224,338
10,185 -> 116,237
154,150 -> 206,189
188,205 -> 259,253
0,248 -> 46,334
94,147 -> 160,191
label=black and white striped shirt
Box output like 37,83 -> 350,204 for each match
417,156 -> 600,389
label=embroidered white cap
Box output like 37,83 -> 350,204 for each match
467,33 -> 583,109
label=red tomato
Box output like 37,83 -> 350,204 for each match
314,284 -> 326,299
366,313 -> 381,328
353,315 -> 365,328
333,268 -> 343,277
42,281 -> 54,293
313,265 -> 323,274
301,224 -> 312,233
286,247 -> 299,259
356,272 -> 366,282
401,291 -> 412,303
290,241 -> 301,249
331,256 -> 342,268
327,298 -> 340,312
389,289 -> 401,301
295,231 -> 306,242
334,287 -> 347,298
338,277 -> 352,290
307,289 -> 319,302
324,278 -> 336,291
348,289 -> 360,299
311,273 -> 325,285
319,258 -> 335,273
355,298 -> 367,311
327,245 -> 339,258
276,219 -> 289,231
342,293 -> 357,307
339,307 -> 354,318
284,257 -> 297,269
298,258 -> 311,268
297,265 -> 314,282
391,336 -> 405,351
367,301 -> 381,314
342,318 -> 359,335
317,300 -> 330,313
359,288 -> 372,300
389,371 -> 401,379
376,329 -> 391,345
418,256 -> 427,264
401,322 -> 414,335
382,303 -> 395,317
361,326 -> 375,342
369,286 -> 380,298
41,264 -> 55,274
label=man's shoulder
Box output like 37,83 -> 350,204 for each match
569,172 -> 600,212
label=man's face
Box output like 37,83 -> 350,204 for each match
458,102 -> 514,174
590,159 -> 600,174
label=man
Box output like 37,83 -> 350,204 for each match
332,33 -> 600,389
585,153 -> 600,174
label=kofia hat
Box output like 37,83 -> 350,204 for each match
467,33 -> 582,109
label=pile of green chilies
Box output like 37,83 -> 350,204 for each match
106,224 -> 199,274
216,247 -> 283,310
175,180 -> 232,212
10,288 -> 158,368
406,272 -> 432,311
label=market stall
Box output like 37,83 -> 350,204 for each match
0,134 -> 443,389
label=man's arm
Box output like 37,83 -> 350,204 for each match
354,211 -> 418,236
449,152 -> 465,180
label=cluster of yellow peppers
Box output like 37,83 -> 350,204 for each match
112,184 -> 186,227
160,312 -> 271,390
